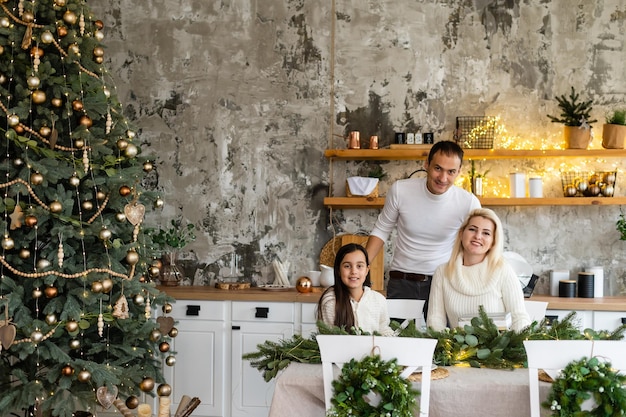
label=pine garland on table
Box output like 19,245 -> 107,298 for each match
243,309 -> 626,381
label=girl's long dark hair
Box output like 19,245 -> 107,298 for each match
317,243 -> 370,332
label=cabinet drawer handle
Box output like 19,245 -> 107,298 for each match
255,307 -> 269,318
621,318 -> 626,324
186,305 -> 201,316
232,325 -> 241,330
545,315 -> 558,325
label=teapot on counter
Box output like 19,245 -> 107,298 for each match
319,264 -> 334,287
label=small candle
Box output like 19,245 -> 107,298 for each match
137,403 -> 152,417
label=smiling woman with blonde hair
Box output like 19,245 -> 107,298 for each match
427,208 -> 530,332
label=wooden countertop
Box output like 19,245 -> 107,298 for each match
158,286 -> 626,311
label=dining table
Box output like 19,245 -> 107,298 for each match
268,362 -> 553,417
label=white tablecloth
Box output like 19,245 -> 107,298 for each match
269,362 -> 552,417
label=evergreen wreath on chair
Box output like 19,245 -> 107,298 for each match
326,354 -> 419,417
543,356 -> 626,416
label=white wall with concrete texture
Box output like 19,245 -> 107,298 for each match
91,1 -> 626,295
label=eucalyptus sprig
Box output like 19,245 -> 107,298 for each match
146,218 -> 197,250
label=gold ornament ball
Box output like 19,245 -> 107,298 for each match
602,184 -> 615,197
95,30 -> 104,41
139,377 -> 155,392
31,90 -> 46,104
124,143 -> 138,158
126,396 -> 139,409
134,294 -> 145,305
126,130 -> 136,139
25,215 -> 37,228
0,17 -> 9,28
149,265 -> 160,278
39,126 -> 52,138
69,175 -> 80,187
30,172 -> 44,185
162,303 -> 173,314
32,288 -> 42,298
37,259 -> 51,269
126,250 -> 140,265
95,19 -> 104,30
296,276 -> 313,293
62,365 -> 74,377
96,191 -> 106,201
165,355 -> 176,366
82,200 -> 94,211
31,330 -> 44,343
30,46 -> 44,58
51,97 -> 63,107
143,161 -> 153,172
159,342 -> 170,353
14,125 -> 24,134
604,172 -> 616,184
7,114 -> 19,126
57,25 -> 68,37
63,10 -> 77,25
168,327 -> 178,338
74,139 -> 85,149
55,0 -> 67,7
45,313 -> 57,325
13,158 -> 24,167
154,198 -> 164,209
44,286 -> 58,298
587,184 -> 601,196
77,369 -> 91,383
27,75 -> 40,89
66,320 -> 79,333
116,212 -> 127,222
116,138 -> 128,150
99,227 -> 112,240
22,11 -> 34,23
150,329 -> 162,342
79,115 -> 93,128
91,281 -> 103,293
101,278 -> 113,293
20,248 -> 31,259
119,185 -> 132,197
72,100 -> 83,111
1,236 -> 15,250
93,46 -> 105,57
69,339 -> 81,350
41,30 -> 54,44
50,201 -> 63,213
157,384 -> 172,397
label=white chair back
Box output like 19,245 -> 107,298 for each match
317,334 -> 437,416
524,300 -> 548,323
524,340 -> 626,417
386,298 -> 425,328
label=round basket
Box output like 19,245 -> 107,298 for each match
320,236 -> 343,267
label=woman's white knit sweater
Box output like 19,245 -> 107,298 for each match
319,287 -> 394,336
427,255 -> 531,332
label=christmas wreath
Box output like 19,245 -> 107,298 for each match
326,354 -> 419,417
543,356 -> 626,416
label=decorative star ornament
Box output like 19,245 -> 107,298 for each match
9,205 -> 23,230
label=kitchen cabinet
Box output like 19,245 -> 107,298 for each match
230,301 -> 295,417
299,302 -> 318,337
592,311 -> 626,332
324,148 -> 626,209
545,309 -> 594,330
166,300 -> 227,417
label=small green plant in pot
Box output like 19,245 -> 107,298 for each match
146,218 -> 197,286
602,109 -> 626,149
547,87 -> 597,149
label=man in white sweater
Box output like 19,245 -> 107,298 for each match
366,141 -> 480,317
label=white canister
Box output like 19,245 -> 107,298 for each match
529,177 -> 543,198
550,269 -> 570,297
584,266 -> 604,298
509,173 -> 526,198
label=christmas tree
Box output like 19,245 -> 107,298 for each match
0,1 -> 176,416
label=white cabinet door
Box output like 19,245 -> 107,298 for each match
593,311 -> 626,332
545,309 -> 593,330
231,302 -> 295,417
165,300 -> 227,417
299,302 -> 318,337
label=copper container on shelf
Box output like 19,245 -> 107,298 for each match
369,135 -> 379,149
348,131 -> 360,149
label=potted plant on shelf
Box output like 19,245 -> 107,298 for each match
146,218 -> 197,286
547,87 -> 597,149
602,109 -> 626,149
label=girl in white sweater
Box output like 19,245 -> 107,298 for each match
427,208 -> 531,332
317,243 -> 394,336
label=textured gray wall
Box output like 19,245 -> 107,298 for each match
91,1 -> 626,295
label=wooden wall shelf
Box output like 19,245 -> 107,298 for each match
324,148 -> 626,161
324,196 -> 626,209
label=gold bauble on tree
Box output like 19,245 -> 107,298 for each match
31,90 -> 46,104
101,278 -> 113,293
69,339 -> 80,350
91,281 -> 103,293
49,201 -> 63,213
72,100 -> 83,111
62,365 -> 74,377
162,303 -> 173,314
57,25 -> 68,37
20,248 -> 31,259
51,97 -> 63,107
25,215 -> 37,227
165,355 -> 176,366
139,377 -> 155,392
77,369 -> 91,383
126,396 -> 139,409
79,115 -> 93,128
159,342 -> 170,353
126,249 -> 139,265
119,185 -> 131,197
30,172 -> 44,185
168,327 -> 178,338
66,320 -> 79,333
2,236 -> 15,250
44,286 -> 58,298
63,10 -> 77,25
